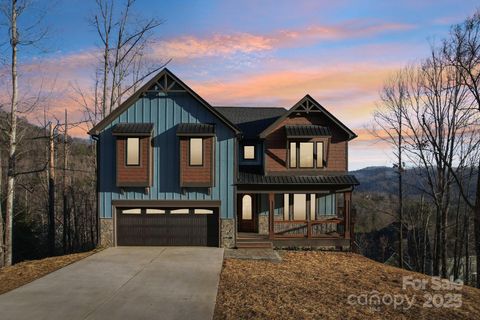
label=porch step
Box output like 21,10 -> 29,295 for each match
237,232 -> 268,240
236,241 -> 273,249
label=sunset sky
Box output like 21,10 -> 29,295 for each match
5,0 -> 480,169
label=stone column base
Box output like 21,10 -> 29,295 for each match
100,218 -> 114,247
220,218 -> 235,248
258,214 -> 269,235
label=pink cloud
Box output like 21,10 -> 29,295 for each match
153,20 -> 415,60
190,62 -> 400,126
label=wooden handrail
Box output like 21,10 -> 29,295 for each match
310,218 -> 343,225
274,223 -> 308,235
273,218 -> 343,224
274,220 -> 308,224
272,218 -> 344,239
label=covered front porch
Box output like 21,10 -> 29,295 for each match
235,172 -> 358,249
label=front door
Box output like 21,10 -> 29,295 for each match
238,194 -> 256,232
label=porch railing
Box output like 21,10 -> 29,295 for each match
273,217 -> 345,239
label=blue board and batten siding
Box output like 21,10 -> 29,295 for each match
98,92 -> 236,219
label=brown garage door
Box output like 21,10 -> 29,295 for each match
116,207 -> 219,246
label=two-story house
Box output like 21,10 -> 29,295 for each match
88,68 -> 359,249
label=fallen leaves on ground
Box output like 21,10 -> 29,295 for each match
0,250 -> 98,295
214,251 -> 480,320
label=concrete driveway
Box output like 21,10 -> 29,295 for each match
0,247 -> 224,320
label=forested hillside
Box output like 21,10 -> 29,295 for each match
0,111 -> 97,263
352,166 -> 478,284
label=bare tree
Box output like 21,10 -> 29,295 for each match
372,70 -> 409,268
2,0 -> 20,267
47,122 -> 55,256
374,47 -> 478,279
441,10 -> 480,287
0,156 -> 3,267
390,49 -> 476,279
0,0 -> 48,266
62,109 -> 69,253
93,0 -> 112,119
89,0 -> 169,122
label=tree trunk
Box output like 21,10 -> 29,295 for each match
0,157 -> 4,267
464,208 -> 469,285
5,0 -> 19,267
475,157 -> 480,288
398,127 -> 404,269
101,36 -> 109,118
63,110 -> 69,254
433,206 -> 441,276
453,192 -> 461,280
48,123 -> 55,256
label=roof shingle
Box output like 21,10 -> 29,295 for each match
214,106 -> 287,139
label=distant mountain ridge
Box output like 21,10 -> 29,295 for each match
350,166 -> 398,194
350,166 -> 477,196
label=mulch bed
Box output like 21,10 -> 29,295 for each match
214,251 -> 480,320
0,250 -> 99,295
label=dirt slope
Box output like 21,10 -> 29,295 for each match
0,251 -> 96,295
214,251 -> 480,320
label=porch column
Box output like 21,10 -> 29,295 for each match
344,191 -> 351,240
268,192 -> 274,240
306,194 -> 311,238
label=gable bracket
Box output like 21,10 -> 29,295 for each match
152,74 -> 187,94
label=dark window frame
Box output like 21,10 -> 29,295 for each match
288,140 -> 327,169
189,137 -> 204,166
125,137 -> 141,166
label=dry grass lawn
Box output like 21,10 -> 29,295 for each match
214,251 -> 480,320
0,250 -> 98,295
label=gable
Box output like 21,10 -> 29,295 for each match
259,95 -> 357,140
88,68 -> 240,136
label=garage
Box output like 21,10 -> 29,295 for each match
116,207 -> 219,246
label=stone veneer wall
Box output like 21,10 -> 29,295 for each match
220,218 -> 235,248
258,214 -> 269,235
100,218 -> 114,247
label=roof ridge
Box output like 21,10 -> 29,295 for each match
214,106 -> 287,110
